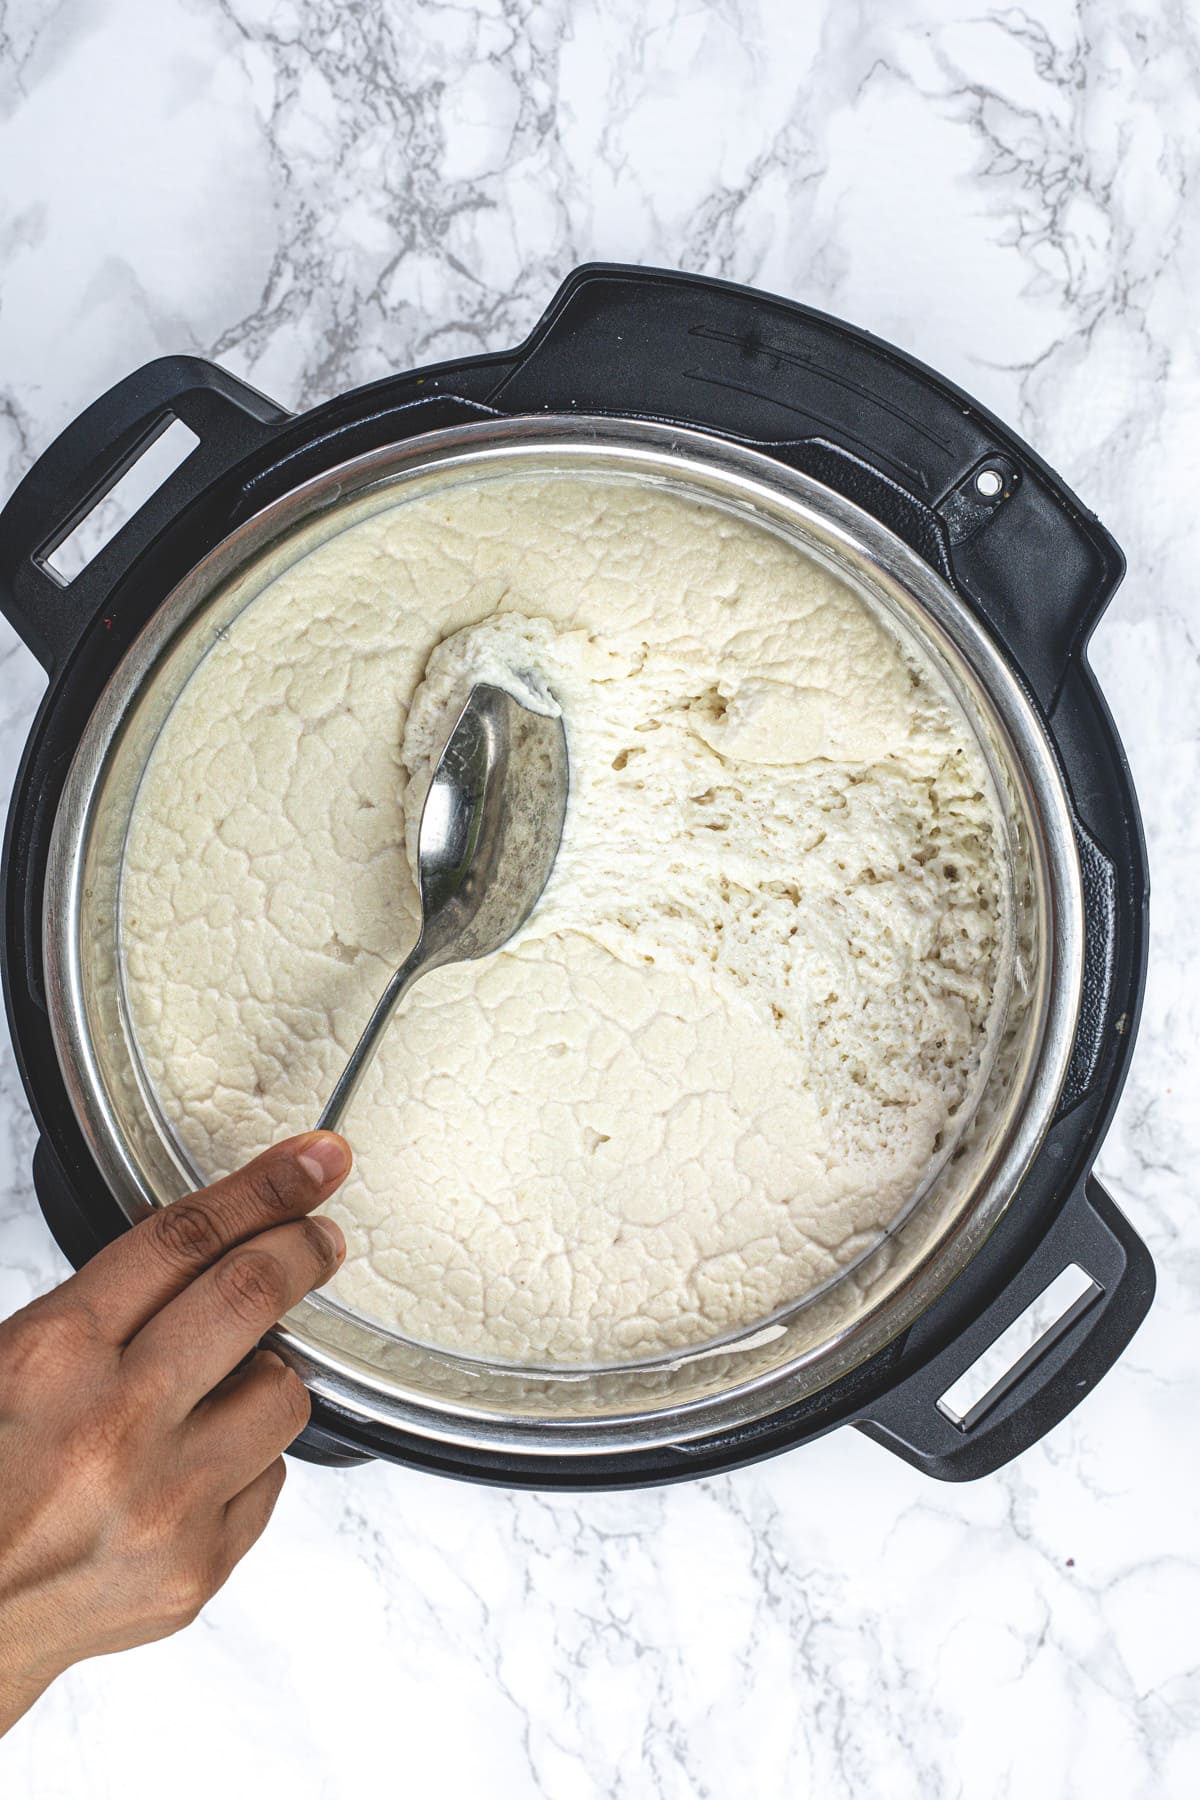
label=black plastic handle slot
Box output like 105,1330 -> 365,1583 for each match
37,415 -> 201,586
935,1261 -> 1100,1429
855,1177 -> 1154,1480
0,356 -> 289,674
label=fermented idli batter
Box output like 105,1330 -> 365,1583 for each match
121,472 -> 1008,1363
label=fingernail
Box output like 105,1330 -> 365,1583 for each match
297,1133 -> 351,1186
312,1215 -> 346,1263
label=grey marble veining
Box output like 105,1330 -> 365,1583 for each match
1,1 -> 1197,1795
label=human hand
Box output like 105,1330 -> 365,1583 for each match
0,1132 -> 350,1734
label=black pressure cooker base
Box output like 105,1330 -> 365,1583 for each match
0,265 -> 1152,1485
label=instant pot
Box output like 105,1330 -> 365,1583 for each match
0,265 -> 1153,1486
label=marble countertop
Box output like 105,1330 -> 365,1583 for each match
1,2 -> 1196,1794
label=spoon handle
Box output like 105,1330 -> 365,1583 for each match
317,940 -> 431,1134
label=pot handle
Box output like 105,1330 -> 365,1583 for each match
855,1177 -> 1154,1481
0,356 -> 288,674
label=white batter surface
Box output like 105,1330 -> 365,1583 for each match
121,471 -> 1007,1363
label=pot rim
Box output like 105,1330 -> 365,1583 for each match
42,414 -> 1084,1456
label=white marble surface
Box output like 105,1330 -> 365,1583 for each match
1,1 -> 1197,1793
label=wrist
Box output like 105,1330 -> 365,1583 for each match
0,1613 -> 64,1737
0,1658 -> 54,1737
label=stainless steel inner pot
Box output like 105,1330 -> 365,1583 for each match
42,417 -> 1084,1461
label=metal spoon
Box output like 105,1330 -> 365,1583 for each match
317,682 -> 569,1133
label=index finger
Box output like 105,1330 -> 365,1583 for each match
122,1211 -> 344,1413
62,1133 -> 352,1344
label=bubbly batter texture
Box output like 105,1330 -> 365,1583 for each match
122,472 -> 1007,1363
